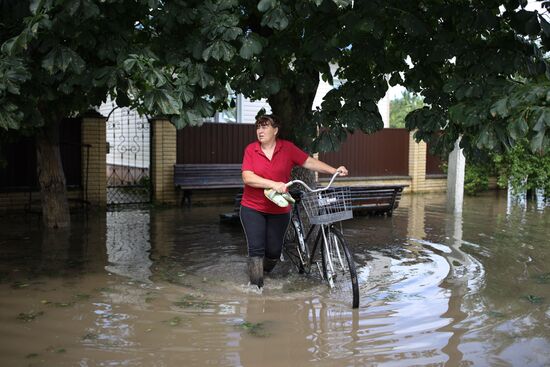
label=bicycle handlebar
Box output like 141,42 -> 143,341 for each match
285,170 -> 342,193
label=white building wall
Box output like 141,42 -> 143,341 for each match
312,75 -> 334,110
239,97 -> 272,123
99,98 -> 150,169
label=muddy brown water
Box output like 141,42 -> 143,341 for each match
0,192 -> 549,366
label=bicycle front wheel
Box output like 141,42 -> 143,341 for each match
322,227 -> 359,309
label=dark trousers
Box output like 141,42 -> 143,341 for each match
239,205 -> 291,259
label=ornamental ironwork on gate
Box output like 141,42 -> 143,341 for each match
101,101 -> 151,205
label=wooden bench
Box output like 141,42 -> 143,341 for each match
348,185 -> 407,217
174,163 -> 243,206
220,184 -> 407,223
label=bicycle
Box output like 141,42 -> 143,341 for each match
283,171 -> 360,309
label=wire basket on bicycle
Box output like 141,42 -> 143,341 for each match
300,186 -> 353,225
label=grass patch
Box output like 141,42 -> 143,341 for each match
17,310 -> 44,322
46,346 -> 66,354
523,294 -> 544,304
533,273 -> 550,284
163,316 -> 184,327
173,294 -> 210,309
11,281 -> 30,289
238,321 -> 270,337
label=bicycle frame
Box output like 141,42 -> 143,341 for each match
285,200 -> 336,283
282,171 -> 360,308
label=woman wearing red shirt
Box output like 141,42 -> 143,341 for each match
241,115 -> 348,289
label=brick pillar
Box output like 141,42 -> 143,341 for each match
150,118 -> 177,205
408,131 -> 427,193
81,112 -> 107,206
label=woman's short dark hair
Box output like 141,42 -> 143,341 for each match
255,114 -> 281,130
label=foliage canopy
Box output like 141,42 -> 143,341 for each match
2,0 -> 548,155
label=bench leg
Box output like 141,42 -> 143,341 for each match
182,190 -> 192,207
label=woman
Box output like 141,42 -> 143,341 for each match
240,114 -> 348,289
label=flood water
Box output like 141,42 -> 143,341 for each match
0,191 -> 549,366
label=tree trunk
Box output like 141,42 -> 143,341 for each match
268,74 -> 319,186
268,90 -> 317,150
36,119 -> 71,229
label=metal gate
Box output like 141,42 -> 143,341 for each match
102,101 -> 151,205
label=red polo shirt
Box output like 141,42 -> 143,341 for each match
241,139 -> 309,214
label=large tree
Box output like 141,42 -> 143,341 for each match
0,0 -> 240,227
1,0 -> 548,227
218,0 -> 549,156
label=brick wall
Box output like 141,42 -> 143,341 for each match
81,114 -> 107,206
151,119 -> 177,204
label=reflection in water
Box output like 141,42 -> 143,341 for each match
0,192 -> 548,366
535,188 -> 548,211
105,210 -> 152,282
507,185 -> 527,214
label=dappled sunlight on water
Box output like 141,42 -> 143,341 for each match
0,191 -> 549,366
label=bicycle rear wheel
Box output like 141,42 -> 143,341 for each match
321,227 -> 359,309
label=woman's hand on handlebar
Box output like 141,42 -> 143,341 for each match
336,166 -> 348,177
272,181 -> 288,193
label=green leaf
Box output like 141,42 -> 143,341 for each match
41,47 -> 85,74
534,109 -> 550,131
530,128 -> 545,152
178,85 -> 194,103
115,91 -> 130,107
194,66 -> 213,89
122,57 -> 138,73
399,13 -> 427,36
257,0 -> 277,12
143,68 -> 167,87
490,97 -> 509,118
30,0 -> 42,14
193,98 -> 214,117
262,76 -> 281,95
172,110 -> 203,128
511,10 -> 540,35
0,103 -> 23,130
80,0 -> 100,18
30,0 -> 53,14
222,27 -> 243,41
144,89 -> 181,115
0,58 -> 31,95
202,40 -> 235,61
239,34 -> 263,59
66,0 -> 81,16
1,29 -> 31,55
315,129 -> 343,152
261,8 -> 289,30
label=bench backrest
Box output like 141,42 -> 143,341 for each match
174,163 -> 243,189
